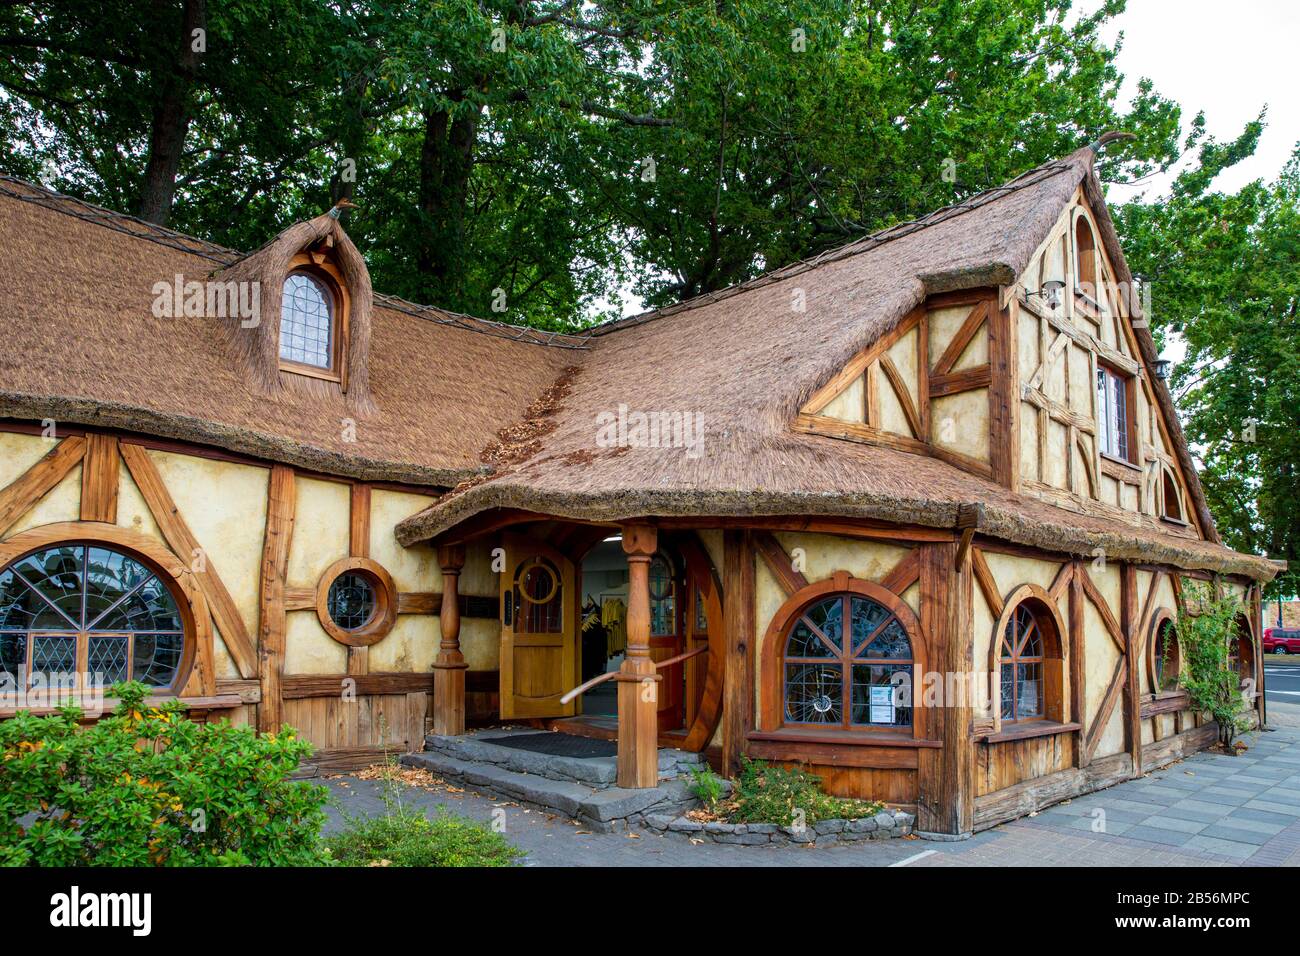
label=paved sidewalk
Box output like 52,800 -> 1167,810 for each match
322,723 -> 1300,867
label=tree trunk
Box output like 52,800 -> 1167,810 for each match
138,0 -> 206,225
416,94 -> 481,302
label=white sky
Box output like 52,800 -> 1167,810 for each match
1102,0 -> 1300,202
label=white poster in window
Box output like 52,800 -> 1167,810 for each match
869,685 -> 894,724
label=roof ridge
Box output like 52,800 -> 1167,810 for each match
586,157 -> 1080,337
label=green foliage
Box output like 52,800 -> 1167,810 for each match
722,758 -> 882,826
1174,582 -> 1253,749
687,763 -> 724,806
325,808 -> 521,867
0,681 -> 328,866
325,758 -> 520,867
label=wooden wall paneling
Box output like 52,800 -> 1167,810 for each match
257,464 -> 296,732
721,529 -> 756,776
915,540 -> 974,836
79,433 -> 119,523
0,435 -> 86,536
119,441 -> 259,679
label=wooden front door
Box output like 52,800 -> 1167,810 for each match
499,534 -> 577,719
648,550 -> 686,732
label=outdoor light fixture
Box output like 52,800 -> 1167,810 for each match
1153,358 -> 1172,380
1026,278 -> 1065,310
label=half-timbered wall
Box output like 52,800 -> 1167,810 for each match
0,423 -> 499,771
1015,191 -> 1201,536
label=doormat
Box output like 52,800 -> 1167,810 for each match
481,732 -> 618,759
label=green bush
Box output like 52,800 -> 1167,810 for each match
325,808 -> 521,867
0,681 -> 328,866
722,758 -> 882,827
687,764 -> 724,807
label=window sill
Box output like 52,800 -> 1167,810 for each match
1099,452 -> 1141,474
1159,515 -> 1190,528
978,720 -> 1080,744
280,361 -> 342,385
748,728 -> 942,749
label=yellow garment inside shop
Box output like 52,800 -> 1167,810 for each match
602,598 -> 627,657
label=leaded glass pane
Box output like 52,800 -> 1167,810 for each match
850,663 -> 912,726
30,634 -> 76,678
1000,662 -> 1015,719
1016,661 -> 1043,718
860,618 -> 910,660
803,596 -> 842,651
784,663 -> 842,723
515,559 -> 562,633
87,635 -> 129,686
13,547 -> 82,627
786,617 -> 836,658
132,634 -> 184,688
850,596 -> 889,649
327,572 -> 377,631
279,273 -> 333,368
649,556 -> 675,636
0,633 -> 25,685
84,547 -> 151,624
0,568 -> 40,631
694,588 -> 707,632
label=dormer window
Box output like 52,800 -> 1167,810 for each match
1161,465 -> 1186,523
1074,214 -> 1098,301
280,272 -> 334,369
278,252 -> 350,385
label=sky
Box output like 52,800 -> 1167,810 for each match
1102,0 -> 1300,203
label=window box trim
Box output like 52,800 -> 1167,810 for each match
978,719 -> 1080,744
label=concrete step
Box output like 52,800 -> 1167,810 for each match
400,748 -> 700,830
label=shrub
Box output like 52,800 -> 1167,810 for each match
326,760 -> 520,867
1176,582 -> 1253,750
325,809 -> 520,867
687,764 -> 724,807
0,681 -> 328,866
720,758 -> 882,826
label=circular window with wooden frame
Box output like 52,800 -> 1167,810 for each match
315,557 -> 396,647
1147,609 -> 1181,694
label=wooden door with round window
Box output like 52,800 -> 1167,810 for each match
499,534 -> 577,719
648,549 -> 686,732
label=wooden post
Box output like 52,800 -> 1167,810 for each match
721,529 -> 755,777
1121,563 -> 1142,777
258,465 -> 295,733
617,524 -> 660,788
916,540 -> 975,837
988,295 -> 1020,491
432,543 -> 468,736
1069,561 -> 1088,768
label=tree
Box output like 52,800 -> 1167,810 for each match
1113,121 -> 1300,597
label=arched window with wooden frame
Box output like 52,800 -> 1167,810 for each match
0,526 -> 208,696
278,253 -> 351,384
760,573 -> 926,739
991,585 -> 1066,727
1074,212 -> 1099,302
1160,465 -> 1185,523
1147,610 -> 1181,694
1229,613 -> 1257,692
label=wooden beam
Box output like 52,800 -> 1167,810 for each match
1069,562 -> 1087,764
753,531 -> 809,596
1048,561 -> 1074,603
1121,563 -> 1142,776
931,299 -> 989,378
119,441 -> 259,679
801,306 -> 923,414
432,543 -> 468,736
879,353 -> 922,439
1085,657 -> 1126,762
257,465 -> 296,732
987,297 -> 1020,490
618,523 -> 659,788
0,435 -> 86,536
880,549 -> 921,595
1078,565 -> 1125,654
915,540 -> 974,837
971,548 -> 1003,617
721,529 -> 756,776
349,483 -> 371,559
79,433 -> 119,523
928,365 -> 992,398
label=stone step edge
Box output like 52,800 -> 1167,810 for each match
641,809 -> 917,846
400,750 -> 699,832
421,732 -> 704,787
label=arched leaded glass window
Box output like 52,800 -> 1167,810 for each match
783,593 -> 912,729
1000,604 -> 1044,721
280,272 -> 335,369
0,544 -> 188,690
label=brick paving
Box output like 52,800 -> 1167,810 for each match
322,718 -> 1300,867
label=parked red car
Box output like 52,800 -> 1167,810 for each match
1263,627 -> 1300,654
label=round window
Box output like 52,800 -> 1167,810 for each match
327,572 -> 377,631
315,558 -> 396,647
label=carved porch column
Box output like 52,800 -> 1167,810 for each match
617,523 -> 660,788
432,543 -> 468,736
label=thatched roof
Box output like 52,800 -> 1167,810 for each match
390,149 -> 1276,581
0,154 -> 1277,580
0,177 -> 578,485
